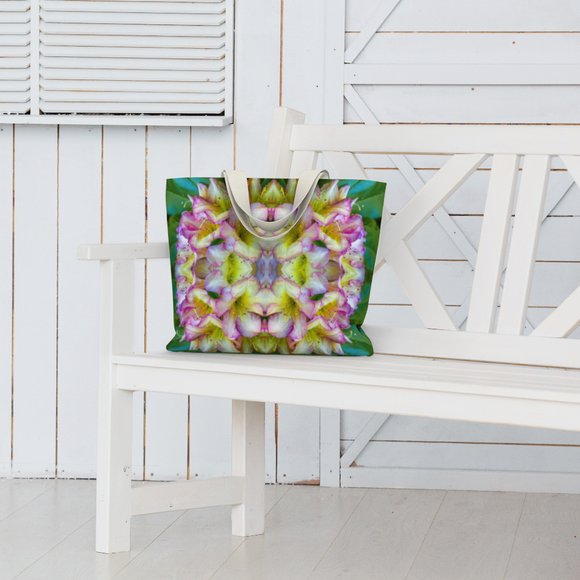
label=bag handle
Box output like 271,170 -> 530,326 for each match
222,169 -> 328,241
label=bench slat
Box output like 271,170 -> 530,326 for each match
467,154 -> 520,333
497,155 -> 551,335
113,352 -> 580,432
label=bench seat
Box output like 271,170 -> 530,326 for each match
113,343 -> 580,433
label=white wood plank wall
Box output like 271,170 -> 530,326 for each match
1,0 -> 580,491
334,0 -> 580,492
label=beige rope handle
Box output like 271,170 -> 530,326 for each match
222,169 -> 329,241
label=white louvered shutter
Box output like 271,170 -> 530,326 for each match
39,0 -> 229,115
0,1 -> 32,114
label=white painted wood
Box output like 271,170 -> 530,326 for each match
378,154 -> 487,260
102,125 -> 146,481
340,414 -> 390,468
144,126 -> 189,482
342,463 -> 580,495
0,2 -> 31,114
467,155 -> 520,333
132,476 -> 243,516
231,400 -> 265,536
277,404 -> 321,484
265,107 -> 305,178
365,325 -> 580,370
505,493 -> 580,580
323,150 -> 368,179
113,351 -> 580,433
0,480 -> 96,579
95,259 -> 135,554
345,86 -> 580,125
320,408 -> 340,487
383,241 -> 458,331
322,0 -> 345,126
310,489 -> 444,580
345,63 -> 580,85
2,115 -> 233,126
78,242 -> 168,261
344,0 -> 402,64
12,124 -> 57,477
341,409 -> 580,446
38,0 -> 231,116
407,491 -> 525,580
291,124 -> 580,156
0,125 -> 13,476
56,125 -> 101,479
531,286 -> 580,338
214,486 -> 367,580
497,155 -> 551,335
30,0 -> 39,115
288,150 -> 318,178
346,0 -> 580,31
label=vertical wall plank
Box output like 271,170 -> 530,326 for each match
56,126 -> 101,478
276,0 -> 332,484
102,126 -> 146,480
188,126 -> 236,480
234,0 -> 282,481
0,126 -> 13,476
144,126 -> 189,481
12,125 -> 58,477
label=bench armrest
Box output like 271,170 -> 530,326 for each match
77,243 -> 169,261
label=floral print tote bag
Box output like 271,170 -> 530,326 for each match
166,170 -> 386,356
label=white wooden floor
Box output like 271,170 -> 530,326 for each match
1,479 -> 579,580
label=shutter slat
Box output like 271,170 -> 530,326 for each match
41,88 -> 224,103
0,91 -> 31,103
0,80 -> 31,92
40,21 -> 225,37
41,79 -> 225,93
0,23 -> 30,35
41,10 -> 225,25
40,101 -> 225,114
0,69 -> 31,80
42,1 -> 225,14
38,0 -> 231,116
41,68 -> 224,82
41,45 -> 224,59
40,56 -> 224,71
40,33 -> 226,47
0,1 -> 30,12
0,2 -> 31,115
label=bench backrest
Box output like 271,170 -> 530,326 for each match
264,107 -> 580,369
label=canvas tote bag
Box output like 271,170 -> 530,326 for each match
166,170 -> 385,356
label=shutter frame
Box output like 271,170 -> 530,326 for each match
0,0 -> 234,125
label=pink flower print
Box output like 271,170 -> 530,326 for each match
311,180 -> 353,225
191,179 -> 231,223
183,315 -> 240,353
292,317 -> 348,355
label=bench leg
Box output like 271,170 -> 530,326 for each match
95,374 -> 133,553
231,400 -> 265,536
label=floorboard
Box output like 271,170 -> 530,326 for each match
0,479 -> 55,523
406,490 -> 525,580
1,481 -> 579,580
309,488 -> 445,580
504,493 -> 580,580
211,486 -> 367,580
0,480 -> 96,580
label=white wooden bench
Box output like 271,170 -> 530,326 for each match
78,107 -> 580,553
